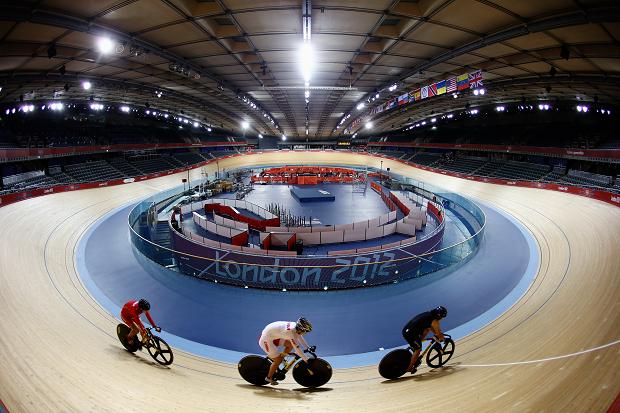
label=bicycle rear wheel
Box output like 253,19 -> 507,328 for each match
147,336 -> 174,365
378,349 -> 411,380
292,358 -> 332,388
238,355 -> 271,386
116,324 -> 140,353
425,338 -> 455,368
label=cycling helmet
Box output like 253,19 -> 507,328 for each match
431,306 -> 447,319
138,298 -> 151,311
295,317 -> 313,334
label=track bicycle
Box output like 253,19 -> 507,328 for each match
116,323 -> 174,366
238,345 -> 332,388
378,334 -> 455,380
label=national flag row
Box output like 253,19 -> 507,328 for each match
369,70 -> 483,116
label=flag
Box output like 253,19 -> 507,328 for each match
436,80 -> 446,95
457,73 -> 469,91
469,70 -> 483,88
428,83 -> 437,97
446,77 -> 457,93
397,93 -> 409,106
413,89 -> 421,101
421,86 -> 429,99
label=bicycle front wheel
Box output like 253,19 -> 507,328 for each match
425,338 -> 455,368
147,336 -> 174,365
292,358 -> 332,388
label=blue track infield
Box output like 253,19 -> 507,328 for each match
76,199 -> 539,367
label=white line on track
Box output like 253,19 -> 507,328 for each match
459,338 -> 620,367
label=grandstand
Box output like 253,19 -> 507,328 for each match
64,160 -> 125,182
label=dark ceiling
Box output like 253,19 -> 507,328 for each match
0,0 -> 619,140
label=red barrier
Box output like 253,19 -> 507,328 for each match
370,181 -> 382,193
287,233 -> 297,251
390,192 -> 411,215
231,230 -> 249,246
204,203 -> 279,231
427,201 -> 442,223
262,233 -> 271,250
367,142 -> 620,160
0,141 -> 247,161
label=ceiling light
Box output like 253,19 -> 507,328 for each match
82,81 -> 92,90
193,122 -> 199,127
282,134 -> 287,141
473,89 -> 479,96
242,121 -> 249,129
431,118 -> 436,123
357,103 -> 365,111
299,42 -> 314,83
452,93 -> 458,98
97,37 -> 114,54
375,93 -> 379,99
120,106 -> 130,113
258,134 -> 263,138
365,122 -> 373,129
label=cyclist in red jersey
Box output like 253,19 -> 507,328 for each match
120,298 -> 160,347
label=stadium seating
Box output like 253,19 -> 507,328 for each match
64,160 -> 124,182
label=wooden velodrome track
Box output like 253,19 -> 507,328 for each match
0,151 -> 619,412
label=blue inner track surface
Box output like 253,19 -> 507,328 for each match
77,198 -> 538,367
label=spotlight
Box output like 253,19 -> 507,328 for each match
365,122 -> 373,129
281,134 -> 287,141
82,81 -> 92,90
97,37 -> 114,54
452,93 -> 458,98
193,122 -> 199,127
473,89 -> 479,96
356,102 -> 365,110
207,127 -> 212,132
258,134 -> 263,138
120,106 -> 130,113
241,121 -> 249,130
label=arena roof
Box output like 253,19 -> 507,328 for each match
0,1 -> 619,139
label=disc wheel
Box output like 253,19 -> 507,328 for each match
378,349 -> 411,380
238,356 -> 271,386
426,338 -> 455,368
116,324 -> 140,353
147,336 -> 174,365
292,358 -> 332,388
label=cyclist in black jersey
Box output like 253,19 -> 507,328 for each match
402,306 -> 447,374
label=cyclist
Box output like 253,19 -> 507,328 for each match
403,306 -> 447,374
120,298 -> 161,348
259,317 -> 313,385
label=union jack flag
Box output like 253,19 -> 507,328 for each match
469,70 -> 483,88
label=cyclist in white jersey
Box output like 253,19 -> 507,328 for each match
259,317 -> 313,385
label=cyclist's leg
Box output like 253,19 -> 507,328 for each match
404,331 -> 424,373
260,336 -> 282,384
122,314 -> 140,344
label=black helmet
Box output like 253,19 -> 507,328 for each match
431,306 -> 447,319
138,298 -> 150,311
295,317 -> 312,334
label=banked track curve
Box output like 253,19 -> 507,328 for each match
0,151 -> 619,412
